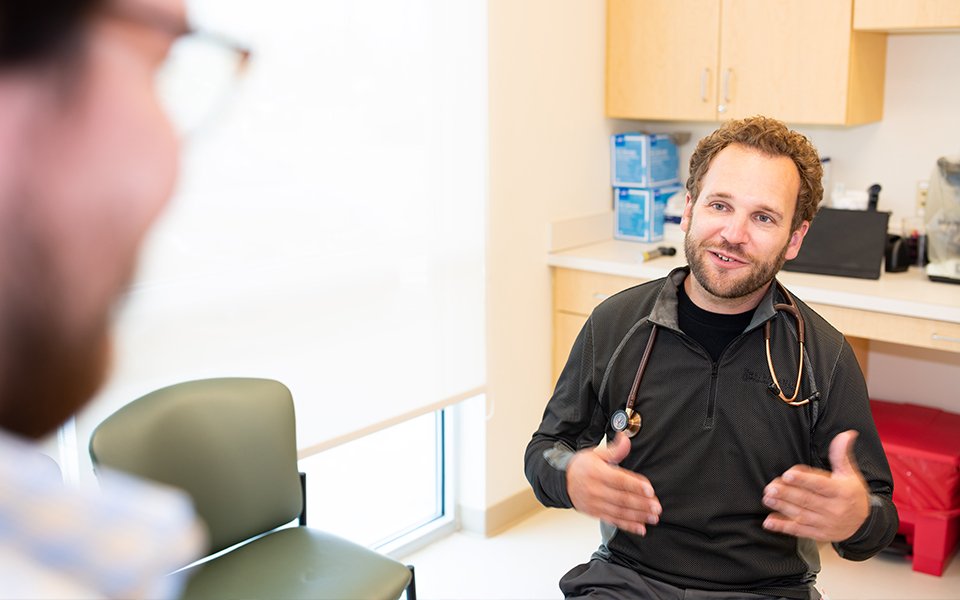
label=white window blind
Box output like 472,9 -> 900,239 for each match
72,0 -> 487,473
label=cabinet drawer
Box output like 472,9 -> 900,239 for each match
808,303 -> 960,354
553,268 -> 645,316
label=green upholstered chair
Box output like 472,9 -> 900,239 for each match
89,377 -> 415,600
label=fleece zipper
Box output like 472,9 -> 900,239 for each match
704,361 -> 719,429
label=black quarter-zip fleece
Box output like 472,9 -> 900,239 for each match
525,267 -> 898,599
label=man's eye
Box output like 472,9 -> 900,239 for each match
756,214 -> 773,224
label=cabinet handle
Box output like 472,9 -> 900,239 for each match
722,68 -> 732,103
700,68 -> 709,102
932,333 -> 960,344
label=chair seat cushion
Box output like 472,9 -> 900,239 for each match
176,526 -> 410,600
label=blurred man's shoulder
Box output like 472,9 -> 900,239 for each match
0,430 -> 205,599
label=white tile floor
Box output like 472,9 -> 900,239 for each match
405,508 -> 960,600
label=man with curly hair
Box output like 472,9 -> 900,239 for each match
527,116 -> 897,599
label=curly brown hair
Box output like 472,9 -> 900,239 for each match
685,116 -> 823,232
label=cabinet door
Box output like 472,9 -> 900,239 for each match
720,0 -> 856,124
553,312 -> 588,384
606,0 -> 720,121
854,0 -> 960,31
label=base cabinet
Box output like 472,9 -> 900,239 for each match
550,268 -> 898,383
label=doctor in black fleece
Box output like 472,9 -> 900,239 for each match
525,116 -> 897,600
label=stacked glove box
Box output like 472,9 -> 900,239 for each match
611,133 -> 681,243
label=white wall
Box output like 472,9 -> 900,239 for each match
640,34 -> 960,227
480,6 -> 960,522
65,0 -> 489,489
631,32 -> 960,412
483,0 -> 624,513
848,34 -> 960,411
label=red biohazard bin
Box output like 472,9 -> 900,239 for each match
870,399 -> 960,576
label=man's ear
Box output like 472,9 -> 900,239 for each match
784,221 -> 810,260
679,193 -> 694,233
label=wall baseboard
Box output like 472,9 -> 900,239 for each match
459,488 -> 543,537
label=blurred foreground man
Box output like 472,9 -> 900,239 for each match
0,1 -> 208,597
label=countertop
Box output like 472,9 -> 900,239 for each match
547,234 -> 960,325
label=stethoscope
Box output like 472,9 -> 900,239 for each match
610,281 -> 810,438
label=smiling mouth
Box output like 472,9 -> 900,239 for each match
711,250 -> 746,264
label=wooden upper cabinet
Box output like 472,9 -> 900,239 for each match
606,0 -> 888,125
606,0 -> 721,121
720,0 -> 886,125
854,0 -> 960,31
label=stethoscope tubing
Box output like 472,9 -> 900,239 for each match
611,281 -> 811,438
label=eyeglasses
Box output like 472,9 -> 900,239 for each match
105,3 -> 252,137
156,27 -> 251,137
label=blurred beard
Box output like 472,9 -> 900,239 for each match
0,200 -> 112,439
684,221 -> 790,301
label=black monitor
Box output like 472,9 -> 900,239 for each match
783,207 -> 890,280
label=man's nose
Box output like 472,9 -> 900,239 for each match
720,215 -> 749,246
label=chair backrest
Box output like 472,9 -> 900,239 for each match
89,378 -> 303,555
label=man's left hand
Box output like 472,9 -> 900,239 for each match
761,430 -> 870,542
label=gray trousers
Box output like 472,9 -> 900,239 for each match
559,560 -> 821,600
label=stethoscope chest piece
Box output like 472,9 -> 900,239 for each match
611,408 -> 641,437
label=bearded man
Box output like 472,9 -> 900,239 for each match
0,1 -> 208,597
526,116 -> 897,600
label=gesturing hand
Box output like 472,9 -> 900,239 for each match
762,430 -> 870,542
566,432 -> 662,536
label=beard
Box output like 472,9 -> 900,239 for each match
0,200 -> 112,440
684,224 -> 791,301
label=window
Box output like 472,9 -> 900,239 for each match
299,410 -> 450,552
61,0 -> 486,554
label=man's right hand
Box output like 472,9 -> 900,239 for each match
566,432 -> 662,536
